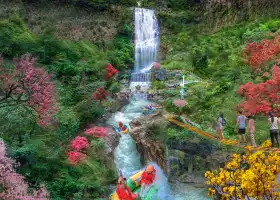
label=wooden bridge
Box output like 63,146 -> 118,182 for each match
168,116 -> 274,151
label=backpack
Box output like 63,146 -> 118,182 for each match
222,118 -> 227,126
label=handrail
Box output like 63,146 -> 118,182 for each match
168,116 -> 271,151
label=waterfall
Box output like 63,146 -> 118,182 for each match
134,8 -> 159,73
130,8 -> 159,91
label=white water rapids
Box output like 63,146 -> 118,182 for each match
106,7 -> 209,200
134,8 -> 159,73
106,97 -> 209,199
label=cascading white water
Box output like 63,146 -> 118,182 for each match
130,8 -> 159,91
107,8 -> 209,200
134,8 -> 159,73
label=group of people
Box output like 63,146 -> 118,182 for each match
145,104 -> 153,111
216,111 -> 280,148
116,165 -> 156,200
117,122 -> 128,132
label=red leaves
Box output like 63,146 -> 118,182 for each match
84,127 -> 108,138
153,62 -> 160,69
0,56 -> 57,126
0,139 -> 49,199
92,88 -> 107,102
67,151 -> 87,165
245,36 -> 280,70
70,136 -> 89,151
238,65 -> 280,115
105,64 -> 118,80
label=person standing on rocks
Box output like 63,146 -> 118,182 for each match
248,116 -> 257,147
268,112 -> 280,148
235,111 -> 247,144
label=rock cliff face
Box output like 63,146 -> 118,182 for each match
128,110 -> 235,186
129,111 -> 168,172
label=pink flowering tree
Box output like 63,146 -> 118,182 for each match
67,151 -> 88,165
173,99 -> 187,114
70,136 -> 89,151
84,126 -> 108,138
0,139 -> 49,199
0,56 -> 57,126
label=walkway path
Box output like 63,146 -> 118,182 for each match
168,116 -> 274,151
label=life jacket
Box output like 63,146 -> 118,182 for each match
122,125 -> 127,131
116,184 -> 134,200
140,169 -> 156,185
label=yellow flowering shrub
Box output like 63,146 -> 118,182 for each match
205,151 -> 280,200
261,140 -> 273,148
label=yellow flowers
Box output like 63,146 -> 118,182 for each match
207,188 -> 216,196
205,151 -> 280,199
261,140 -> 272,148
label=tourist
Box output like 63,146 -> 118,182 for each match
268,112 -> 280,148
216,112 -> 225,140
146,104 -> 153,111
116,177 -> 138,200
235,111 -> 247,144
248,116 -> 257,147
118,122 -> 127,132
140,165 -> 156,197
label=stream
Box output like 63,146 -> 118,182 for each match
106,94 -> 210,199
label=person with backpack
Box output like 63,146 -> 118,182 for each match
216,112 -> 226,139
235,111 -> 247,144
268,112 -> 280,148
248,116 -> 257,147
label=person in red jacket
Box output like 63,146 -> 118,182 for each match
140,165 -> 156,197
116,177 -> 138,200
118,122 -> 128,132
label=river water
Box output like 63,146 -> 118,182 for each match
106,96 -> 210,199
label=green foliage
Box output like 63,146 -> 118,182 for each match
152,80 -> 166,89
163,89 -> 177,97
74,99 -> 105,124
0,105 -> 38,145
108,36 -> 134,69
0,17 -> 38,57
0,3 -> 132,200
147,120 -> 168,143
26,0 -> 137,10
56,106 -> 80,137
109,82 -> 121,94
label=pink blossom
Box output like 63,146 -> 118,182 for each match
153,62 -> 160,69
70,136 -> 89,151
263,72 -> 269,77
84,127 -> 108,138
67,151 -> 87,165
173,99 -> 187,107
0,139 -> 50,199
0,56 -> 57,126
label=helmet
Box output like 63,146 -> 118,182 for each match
119,122 -> 123,127
146,165 -> 154,173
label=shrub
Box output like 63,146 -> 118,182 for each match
55,107 -> 80,137
70,136 -> 89,151
152,80 -> 166,89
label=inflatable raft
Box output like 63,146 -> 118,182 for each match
115,126 -> 129,134
110,170 -> 158,200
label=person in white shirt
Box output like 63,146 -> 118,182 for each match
268,112 -> 280,148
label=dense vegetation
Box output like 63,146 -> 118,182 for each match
0,0 -> 135,199
2,0 -> 280,199
156,0 -> 280,144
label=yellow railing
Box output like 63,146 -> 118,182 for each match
168,116 -> 271,151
